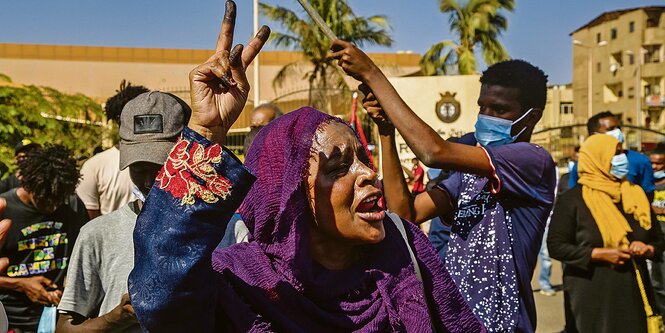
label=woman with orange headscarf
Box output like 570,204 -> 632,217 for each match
548,134 -> 664,333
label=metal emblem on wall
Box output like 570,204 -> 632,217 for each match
435,92 -> 461,123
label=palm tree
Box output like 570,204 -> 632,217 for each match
421,0 -> 514,75
260,0 -> 392,111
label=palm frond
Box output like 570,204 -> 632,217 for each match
420,40 -> 457,75
427,0 -> 514,76
261,0 -> 393,90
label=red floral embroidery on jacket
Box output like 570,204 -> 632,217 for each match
156,138 -> 232,205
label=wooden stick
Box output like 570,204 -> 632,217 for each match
295,0 -> 338,41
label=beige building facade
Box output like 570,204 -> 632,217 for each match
572,6 -> 665,134
386,77 -> 579,166
387,75 -> 481,164
0,43 -> 420,130
532,84 -> 577,164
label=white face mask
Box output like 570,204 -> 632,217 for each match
604,128 -> 625,144
132,185 -> 147,203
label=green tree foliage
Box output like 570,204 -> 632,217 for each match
260,0 -> 392,112
0,76 -> 105,177
421,0 -> 514,75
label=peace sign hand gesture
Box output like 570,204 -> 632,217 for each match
188,0 -> 270,145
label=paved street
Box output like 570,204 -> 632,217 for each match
531,258 -> 565,333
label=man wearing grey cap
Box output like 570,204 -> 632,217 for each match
56,92 -> 190,333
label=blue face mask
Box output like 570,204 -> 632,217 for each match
605,128 -> 625,144
474,108 -> 533,147
568,160 -> 576,172
655,170 -> 665,179
610,153 -> 629,179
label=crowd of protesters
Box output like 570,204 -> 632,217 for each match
0,1 -> 664,333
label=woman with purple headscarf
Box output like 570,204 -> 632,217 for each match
128,2 -> 483,332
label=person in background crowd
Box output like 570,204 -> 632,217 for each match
76,81 -> 149,220
218,104 -> 282,249
649,142 -> 665,315
249,103 -> 282,129
548,134 -> 663,333
0,217 -> 10,333
569,112 -> 655,199
57,92 -> 190,333
427,137 -> 462,263
558,147 -> 579,194
333,40 -> 555,332
0,141 -> 41,195
410,158 -> 425,195
538,164 -> 560,297
127,3 -> 483,331
0,145 -> 88,332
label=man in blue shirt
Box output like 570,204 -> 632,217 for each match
333,41 -> 556,333
569,111 -> 655,198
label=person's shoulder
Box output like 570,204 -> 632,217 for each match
558,184 -> 582,200
82,206 -> 131,233
0,188 -> 14,199
627,149 -> 651,164
486,142 -> 554,166
81,147 -> 119,169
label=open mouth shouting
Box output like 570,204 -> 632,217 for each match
356,192 -> 385,223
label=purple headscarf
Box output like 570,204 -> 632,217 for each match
211,107 -> 483,332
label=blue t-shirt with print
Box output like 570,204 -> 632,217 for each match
439,142 -> 556,333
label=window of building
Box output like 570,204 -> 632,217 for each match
604,83 -> 623,103
597,62 -> 601,73
628,86 -> 635,99
560,103 -> 573,115
644,45 -> 661,64
646,10 -> 661,28
629,21 -> 635,32
628,53 -> 635,65
611,27 -> 617,39
645,77 -> 662,96
597,33 -> 602,44
611,52 -> 623,67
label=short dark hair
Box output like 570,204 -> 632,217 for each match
105,80 -> 150,124
18,145 -> 80,206
586,111 -> 616,135
480,59 -> 548,111
654,142 -> 665,155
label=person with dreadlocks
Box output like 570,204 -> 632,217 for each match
0,145 -> 88,332
76,80 -> 149,220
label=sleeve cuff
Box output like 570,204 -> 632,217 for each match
479,146 -> 501,195
155,127 -> 255,207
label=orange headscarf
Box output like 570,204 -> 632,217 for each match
578,134 -> 651,248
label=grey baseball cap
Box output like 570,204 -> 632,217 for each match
119,91 -> 191,170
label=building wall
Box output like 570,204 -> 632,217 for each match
0,43 -> 421,129
572,7 -> 665,131
539,84 -> 575,130
533,85 -> 577,165
387,75 -> 481,163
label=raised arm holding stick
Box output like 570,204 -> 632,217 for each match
332,40 -> 556,333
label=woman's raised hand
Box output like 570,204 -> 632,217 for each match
188,0 -> 270,144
